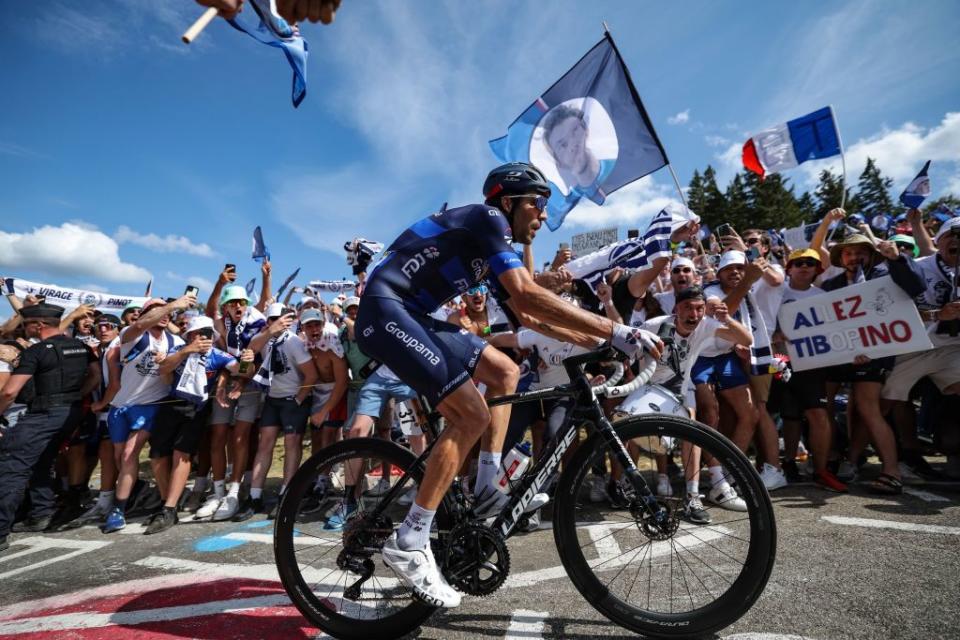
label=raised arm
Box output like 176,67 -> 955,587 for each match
124,294 -> 196,345
908,208 -> 935,257
811,208 -> 845,266
256,260 -> 272,313
206,266 -> 235,319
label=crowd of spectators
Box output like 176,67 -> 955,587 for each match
0,202 -> 957,549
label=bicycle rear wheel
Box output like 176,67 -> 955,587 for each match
274,438 -> 449,640
553,414 -> 776,638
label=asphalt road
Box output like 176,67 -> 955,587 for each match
1,474 -> 958,640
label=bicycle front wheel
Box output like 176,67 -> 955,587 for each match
553,414 -> 776,638
274,438 -> 449,640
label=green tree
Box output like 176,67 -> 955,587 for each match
743,171 -> 804,230
693,165 -> 728,231
852,157 -> 894,218
814,168 -> 854,217
797,191 -> 818,222
687,169 -> 706,216
724,172 -> 751,231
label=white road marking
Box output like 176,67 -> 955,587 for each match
903,488 -> 951,503
0,572 -> 229,621
823,516 -> 960,535
504,609 -> 548,639
0,593 -> 296,635
585,524 -> 622,563
0,537 -> 112,580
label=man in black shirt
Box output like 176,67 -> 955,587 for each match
0,303 -> 99,551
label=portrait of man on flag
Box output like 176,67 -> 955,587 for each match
490,34 -> 668,231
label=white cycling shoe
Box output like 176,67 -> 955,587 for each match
381,533 -> 461,608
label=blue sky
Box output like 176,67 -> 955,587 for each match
1,0 -> 958,301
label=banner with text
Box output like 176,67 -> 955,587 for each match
6,277 -> 148,313
778,276 -> 932,371
571,227 -> 618,256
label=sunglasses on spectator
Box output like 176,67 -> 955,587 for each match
895,242 -> 914,252
225,299 -> 248,306
671,267 -> 693,274
505,195 -> 549,212
745,237 -> 761,244
791,259 -> 819,268
466,284 -> 488,296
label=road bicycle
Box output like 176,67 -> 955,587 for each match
274,347 -> 776,639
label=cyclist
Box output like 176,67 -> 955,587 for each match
355,162 -> 664,608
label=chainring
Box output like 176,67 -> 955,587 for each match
441,522 -> 510,597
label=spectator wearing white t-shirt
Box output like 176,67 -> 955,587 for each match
101,294 -> 194,533
247,305 -> 318,519
703,250 -> 787,492
637,286 -> 753,521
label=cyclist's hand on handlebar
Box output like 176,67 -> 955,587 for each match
611,324 -> 663,361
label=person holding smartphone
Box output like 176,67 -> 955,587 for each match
244,304 -> 318,519
147,316 -> 248,534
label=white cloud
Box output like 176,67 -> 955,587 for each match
563,176 -> 681,230
0,222 -> 151,282
705,135 -> 731,148
667,109 -> 690,125
79,283 -> 109,293
114,225 -> 216,257
0,141 -> 45,159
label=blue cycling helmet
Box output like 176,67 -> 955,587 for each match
483,162 -> 552,207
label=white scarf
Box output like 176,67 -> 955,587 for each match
174,352 -> 208,405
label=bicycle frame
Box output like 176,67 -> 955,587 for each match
360,350 -> 661,538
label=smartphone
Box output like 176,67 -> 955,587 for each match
196,327 -> 214,339
184,285 -> 200,297
559,242 -> 570,251
745,247 -> 761,262
716,223 -> 734,238
36,295 -> 46,303
627,229 -> 640,239
224,263 -> 236,272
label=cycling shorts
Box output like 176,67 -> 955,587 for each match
355,296 -> 487,406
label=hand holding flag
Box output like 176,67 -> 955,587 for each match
252,226 -> 270,263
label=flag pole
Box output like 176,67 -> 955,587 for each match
183,7 -> 218,44
603,21 -> 699,254
829,104 -> 847,210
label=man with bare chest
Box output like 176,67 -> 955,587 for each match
300,309 -> 348,452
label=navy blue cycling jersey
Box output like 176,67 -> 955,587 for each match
364,204 -> 524,315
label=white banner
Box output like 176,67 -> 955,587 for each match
5,277 -> 148,313
778,276 -> 933,371
571,227 -> 618,256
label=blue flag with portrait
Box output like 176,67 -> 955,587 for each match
489,34 -> 668,231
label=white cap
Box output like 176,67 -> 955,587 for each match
671,256 -> 695,271
343,296 -> 360,309
266,302 -> 285,318
299,296 -> 318,308
934,217 -> 960,244
717,250 -> 746,272
184,315 -> 219,340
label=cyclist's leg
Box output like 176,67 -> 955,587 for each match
472,348 -> 520,498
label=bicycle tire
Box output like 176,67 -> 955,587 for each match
274,438 -> 446,640
553,414 -> 777,638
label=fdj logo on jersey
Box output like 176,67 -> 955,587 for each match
401,247 -> 440,278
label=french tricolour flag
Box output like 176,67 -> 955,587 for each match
742,107 -> 841,179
